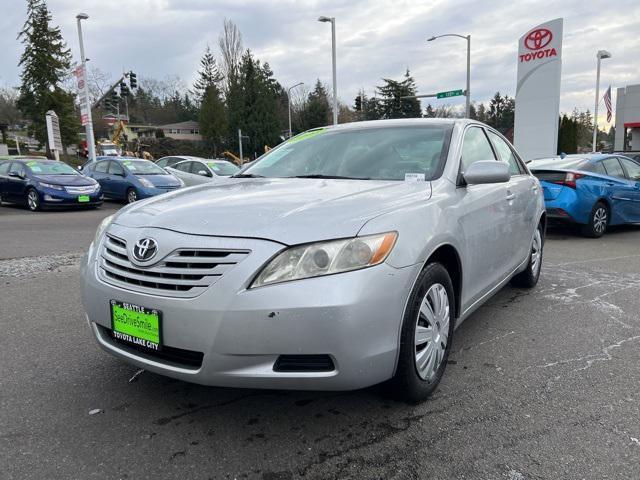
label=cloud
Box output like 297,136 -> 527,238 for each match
1,0 -> 638,124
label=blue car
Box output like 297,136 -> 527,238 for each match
82,157 -> 184,204
0,158 -> 102,211
529,154 -> 640,237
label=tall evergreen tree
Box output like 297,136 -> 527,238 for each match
199,84 -> 227,155
376,69 -> 421,119
192,45 -> 222,104
17,0 -> 79,149
302,79 -> 331,129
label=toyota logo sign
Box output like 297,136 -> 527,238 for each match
133,238 -> 158,262
524,28 -> 552,51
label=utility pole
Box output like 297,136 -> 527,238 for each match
76,13 -> 97,162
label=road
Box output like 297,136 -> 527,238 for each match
1,205 -> 639,479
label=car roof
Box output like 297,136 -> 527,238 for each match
0,155 -> 49,161
529,153 -> 615,164
159,155 -> 204,161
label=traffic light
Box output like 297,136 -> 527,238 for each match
355,95 -> 362,111
119,81 -> 130,97
129,72 -> 137,89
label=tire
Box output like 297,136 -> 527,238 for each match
0,192 -> 6,206
581,201 -> 608,238
26,188 -> 41,211
390,262 -> 455,403
511,222 -> 544,288
126,188 -> 138,204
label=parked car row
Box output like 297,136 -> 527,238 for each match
0,154 -> 241,210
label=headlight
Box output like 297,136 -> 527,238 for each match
38,182 -> 64,190
138,177 -> 154,188
93,214 -> 114,246
251,232 -> 397,288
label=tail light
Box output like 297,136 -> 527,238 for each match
551,171 -> 585,189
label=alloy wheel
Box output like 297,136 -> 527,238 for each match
127,190 -> 137,203
531,228 -> 542,276
593,207 -> 607,235
415,283 -> 450,381
28,190 -> 39,211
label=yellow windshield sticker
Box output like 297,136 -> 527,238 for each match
287,129 -> 326,144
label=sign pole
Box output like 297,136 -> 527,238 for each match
76,14 -> 96,163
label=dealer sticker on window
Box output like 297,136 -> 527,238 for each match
110,300 -> 162,351
405,173 -> 425,182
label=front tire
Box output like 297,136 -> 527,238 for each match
390,262 -> 455,403
126,188 -> 138,204
26,188 -> 41,211
581,201 -> 608,238
511,222 -> 543,288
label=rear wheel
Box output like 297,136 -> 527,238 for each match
27,188 -> 40,211
126,188 -> 138,204
511,222 -> 543,288
582,201 -> 608,238
390,262 -> 455,403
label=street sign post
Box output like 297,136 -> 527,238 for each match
436,89 -> 465,99
45,110 -> 62,161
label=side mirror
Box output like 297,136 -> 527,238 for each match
197,170 -> 210,177
463,160 -> 510,185
8,172 -> 22,179
77,165 -> 82,171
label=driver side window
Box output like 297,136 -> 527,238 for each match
108,161 -> 124,176
460,127 -> 496,172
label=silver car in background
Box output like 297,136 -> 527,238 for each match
81,119 -> 545,402
165,158 -> 240,187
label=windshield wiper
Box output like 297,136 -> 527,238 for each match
232,173 -> 265,178
289,174 -> 371,180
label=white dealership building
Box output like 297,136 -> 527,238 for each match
614,84 -> 640,151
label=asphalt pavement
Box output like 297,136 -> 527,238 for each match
1,205 -> 639,479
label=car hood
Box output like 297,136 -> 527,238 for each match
113,178 -> 432,245
33,174 -> 96,186
137,174 -> 181,187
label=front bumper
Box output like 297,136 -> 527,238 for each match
81,225 -> 420,391
39,186 -> 102,207
137,186 -> 180,199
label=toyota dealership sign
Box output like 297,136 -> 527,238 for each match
514,18 -> 563,161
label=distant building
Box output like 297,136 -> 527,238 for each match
614,84 -> 640,151
138,121 -> 202,141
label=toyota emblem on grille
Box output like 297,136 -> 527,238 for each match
133,238 -> 158,262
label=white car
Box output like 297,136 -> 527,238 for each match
165,159 -> 240,186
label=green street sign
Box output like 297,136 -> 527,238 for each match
436,89 -> 464,99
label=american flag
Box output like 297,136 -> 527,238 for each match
603,85 -> 612,123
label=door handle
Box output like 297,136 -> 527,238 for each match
506,193 -> 516,201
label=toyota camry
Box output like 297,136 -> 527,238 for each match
81,119 -> 545,402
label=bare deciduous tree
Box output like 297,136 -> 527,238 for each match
218,18 -> 243,91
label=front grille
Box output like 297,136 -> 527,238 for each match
97,325 -> 203,369
65,185 -> 98,194
156,185 -> 179,191
98,234 -> 249,298
273,355 -> 335,372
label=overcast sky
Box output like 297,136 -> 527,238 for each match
1,0 -> 638,124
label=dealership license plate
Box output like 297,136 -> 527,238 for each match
110,300 -> 162,351
78,195 -> 90,203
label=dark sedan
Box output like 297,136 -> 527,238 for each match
0,158 -> 102,211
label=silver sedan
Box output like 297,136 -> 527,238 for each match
165,159 -> 239,186
81,119 -> 545,402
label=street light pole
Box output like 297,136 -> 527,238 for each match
76,13 -> 96,163
592,50 -> 612,153
427,33 -> 471,118
287,82 -> 304,139
318,16 -> 338,125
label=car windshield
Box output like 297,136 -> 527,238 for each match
25,160 -> 78,175
208,161 -> 240,176
529,157 -> 589,170
122,160 -> 166,175
241,125 -> 452,181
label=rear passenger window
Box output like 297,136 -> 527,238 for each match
0,162 -> 9,175
602,158 -> 625,179
487,131 -> 523,175
460,127 -> 496,172
619,157 -> 640,181
585,162 -> 607,175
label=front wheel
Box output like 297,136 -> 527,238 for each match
26,188 -> 41,211
126,188 -> 138,204
511,222 -> 543,288
581,201 -> 608,238
390,262 -> 455,403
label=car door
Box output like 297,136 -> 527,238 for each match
617,156 -> 640,221
107,161 -> 127,199
601,157 -> 638,224
6,162 -> 28,202
455,126 -> 511,307
189,161 -> 213,185
90,161 -> 110,194
486,130 -> 537,268
0,161 -> 11,199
